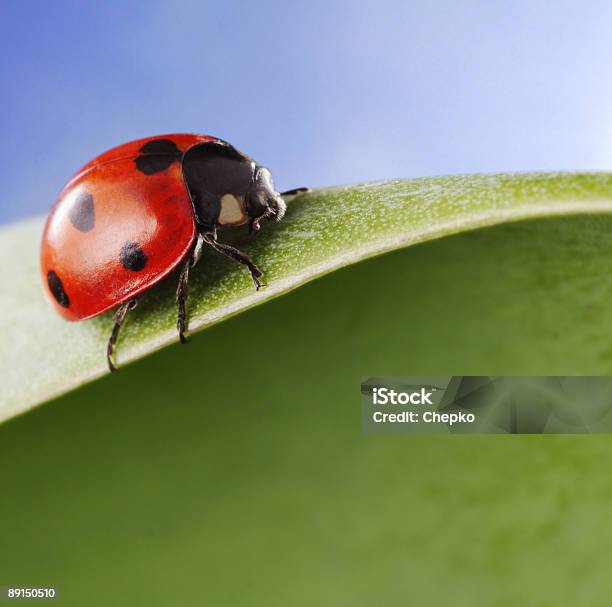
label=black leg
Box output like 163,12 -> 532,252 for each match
176,234 -> 204,344
106,299 -> 137,372
248,207 -> 274,235
202,232 -> 263,290
176,257 -> 190,344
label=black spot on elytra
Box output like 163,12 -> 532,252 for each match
68,190 -> 95,232
120,241 -> 147,271
139,139 -> 181,155
135,138 -> 181,175
135,155 -> 175,175
47,270 -> 70,307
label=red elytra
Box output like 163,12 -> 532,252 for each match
41,134 -> 216,321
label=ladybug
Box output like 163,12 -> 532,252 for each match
41,134 -> 307,371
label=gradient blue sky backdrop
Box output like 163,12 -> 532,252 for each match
2,1 -> 612,224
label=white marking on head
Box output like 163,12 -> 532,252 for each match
218,194 -> 247,226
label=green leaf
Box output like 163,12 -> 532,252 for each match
2,171 -> 612,423
5,176 -> 612,607
4,199 -> 612,603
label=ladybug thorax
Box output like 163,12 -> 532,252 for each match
181,141 -> 285,231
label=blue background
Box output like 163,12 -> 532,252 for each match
2,0 -> 612,224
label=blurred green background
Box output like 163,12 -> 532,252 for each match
2,215 -> 612,605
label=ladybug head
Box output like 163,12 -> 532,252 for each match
246,166 -> 286,227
